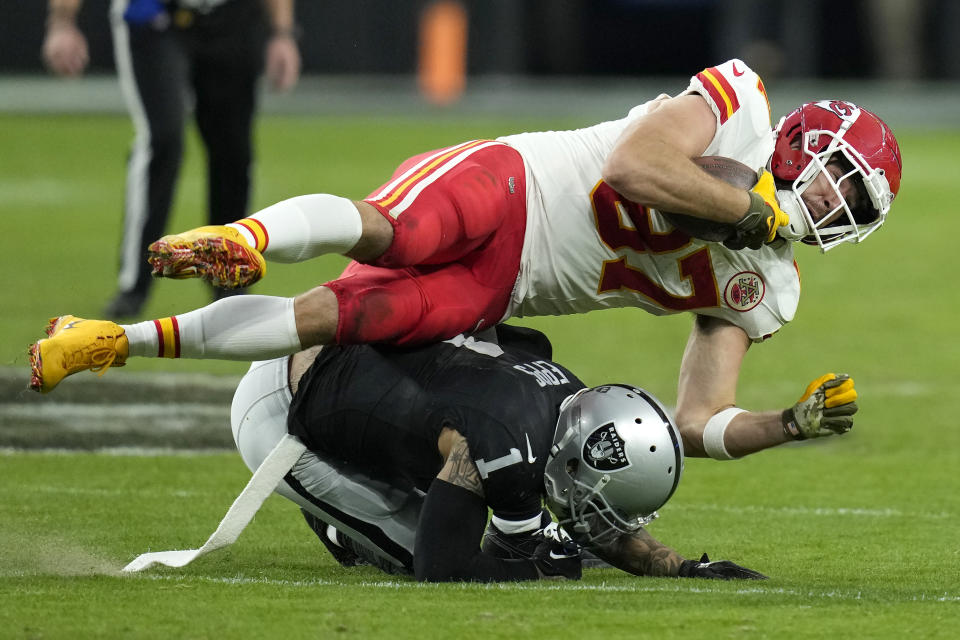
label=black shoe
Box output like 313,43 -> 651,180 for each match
103,290 -> 148,318
481,510 -> 553,560
300,509 -> 367,568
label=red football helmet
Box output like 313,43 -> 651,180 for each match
770,100 -> 902,251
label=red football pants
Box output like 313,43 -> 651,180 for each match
324,140 -> 527,345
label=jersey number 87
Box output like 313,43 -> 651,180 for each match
591,181 -> 721,311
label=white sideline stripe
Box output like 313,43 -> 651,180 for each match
132,574 -> 960,603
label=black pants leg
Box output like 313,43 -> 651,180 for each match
188,0 -> 266,228
113,22 -> 188,301
191,26 -> 263,227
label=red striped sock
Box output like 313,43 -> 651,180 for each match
152,316 -> 181,359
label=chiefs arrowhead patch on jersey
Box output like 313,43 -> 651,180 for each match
724,271 -> 765,311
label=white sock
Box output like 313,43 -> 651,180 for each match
122,296 -> 301,360
228,194 -> 363,262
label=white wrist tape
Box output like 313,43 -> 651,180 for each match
702,407 -> 747,460
492,512 -> 543,535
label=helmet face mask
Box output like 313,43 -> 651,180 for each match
546,469 -> 660,545
543,385 -> 684,544
772,100 -> 902,252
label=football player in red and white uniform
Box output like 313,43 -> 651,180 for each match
30,59 -> 897,463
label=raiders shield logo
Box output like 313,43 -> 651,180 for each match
583,423 -> 630,471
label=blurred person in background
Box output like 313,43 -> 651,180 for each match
41,0 -> 301,317
866,0 -> 926,80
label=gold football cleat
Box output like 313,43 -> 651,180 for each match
28,315 -> 129,393
147,225 -> 266,288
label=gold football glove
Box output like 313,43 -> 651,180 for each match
782,373 -> 858,440
724,170 -> 791,250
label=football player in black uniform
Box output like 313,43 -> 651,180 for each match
231,325 -> 765,581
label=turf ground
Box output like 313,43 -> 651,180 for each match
2,112 -> 959,638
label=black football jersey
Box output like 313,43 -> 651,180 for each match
287,326 -> 585,522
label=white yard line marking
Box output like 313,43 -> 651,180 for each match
1,459 -> 949,520
0,484 -> 207,498
0,447 -> 230,456
0,403 -> 228,422
131,573 -> 960,603
672,503 -> 953,520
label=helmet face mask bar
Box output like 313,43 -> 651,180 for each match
543,384 -> 684,545
546,470 -> 659,545
772,100 -> 902,252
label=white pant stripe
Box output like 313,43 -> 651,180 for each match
111,0 -> 152,292
389,141 -> 501,218
368,139 -> 482,203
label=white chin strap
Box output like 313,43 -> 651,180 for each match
775,189 -> 811,241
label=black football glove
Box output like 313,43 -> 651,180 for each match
678,553 -> 768,580
532,537 -> 582,581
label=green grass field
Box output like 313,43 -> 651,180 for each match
2,112 -> 959,638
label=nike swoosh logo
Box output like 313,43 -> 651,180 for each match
525,433 -> 537,464
732,62 -> 745,77
549,550 -> 575,560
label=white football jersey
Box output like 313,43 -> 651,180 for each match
497,59 -> 799,341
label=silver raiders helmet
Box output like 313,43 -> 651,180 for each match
543,384 -> 684,543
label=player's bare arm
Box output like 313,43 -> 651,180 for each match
588,528 -> 766,580
436,428 -> 484,497
589,528 -> 684,577
675,315 -> 788,457
601,94 -> 751,224
676,315 -> 859,459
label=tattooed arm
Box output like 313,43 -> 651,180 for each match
415,428 -> 552,581
588,529 -> 768,580
436,428 -> 484,497
588,528 -> 685,577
